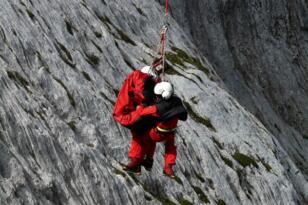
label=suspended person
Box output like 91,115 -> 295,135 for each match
123,82 -> 188,177
113,23 -> 168,127
113,56 -> 163,126
145,82 -> 187,178
113,56 -> 165,172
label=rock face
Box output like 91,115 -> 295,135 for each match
0,0 -> 307,205
169,0 -> 308,174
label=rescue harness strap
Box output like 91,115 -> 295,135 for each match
157,126 -> 176,133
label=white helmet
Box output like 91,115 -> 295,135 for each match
154,82 -> 173,99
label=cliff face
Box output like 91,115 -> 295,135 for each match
0,0 -> 307,205
169,0 -> 308,171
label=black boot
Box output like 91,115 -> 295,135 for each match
141,157 -> 154,171
122,158 -> 142,175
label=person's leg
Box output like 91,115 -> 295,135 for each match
145,131 -> 157,158
128,131 -> 144,159
125,131 -> 145,174
141,131 -> 156,171
163,134 -> 177,177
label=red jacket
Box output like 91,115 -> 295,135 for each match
113,69 -> 160,126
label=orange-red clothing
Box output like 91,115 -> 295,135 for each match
113,69 -> 159,127
128,118 -> 178,166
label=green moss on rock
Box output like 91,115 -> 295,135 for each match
259,158 -> 272,172
85,54 -> 100,66
183,101 -> 216,132
190,96 -> 199,105
207,178 -> 215,190
82,71 -> 91,81
220,155 -> 233,169
232,152 -> 258,168
166,52 -> 184,67
67,121 -> 76,132
166,46 -> 210,76
164,62 -> 182,75
217,199 -> 227,205
97,15 -> 112,30
56,42 -> 73,61
7,71 -> 29,87
94,31 -> 102,38
158,197 -> 177,205
173,176 -> 183,185
213,138 -> 224,149
65,20 -> 74,35
171,47 -> 204,69
141,184 -> 176,205
177,197 -> 194,205
115,28 -> 136,46
55,42 -> 75,68
114,169 -> 126,178
96,14 -> 136,46
7,70 -> 31,93
127,172 -> 139,184
195,173 -> 206,183
26,9 -> 35,20
133,3 -> 145,16
192,186 -> 210,203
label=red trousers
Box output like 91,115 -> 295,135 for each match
128,130 -> 177,165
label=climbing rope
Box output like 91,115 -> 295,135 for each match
165,0 -> 169,16
153,0 -> 169,80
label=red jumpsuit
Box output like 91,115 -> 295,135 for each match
113,69 -> 158,126
145,118 -> 178,166
127,118 -> 178,165
113,69 -> 160,160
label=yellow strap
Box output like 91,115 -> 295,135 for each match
156,126 -> 176,133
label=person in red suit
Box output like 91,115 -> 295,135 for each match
113,57 -> 163,127
143,82 -> 187,178
113,57 -> 163,173
120,81 -> 187,177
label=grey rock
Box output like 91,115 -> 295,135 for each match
0,0 -> 307,205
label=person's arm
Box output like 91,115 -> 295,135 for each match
113,72 -> 135,118
114,105 -> 157,126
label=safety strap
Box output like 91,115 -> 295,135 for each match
160,26 -> 167,80
157,126 -> 176,133
151,0 -> 169,81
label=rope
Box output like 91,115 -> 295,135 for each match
165,0 -> 169,16
162,0 -> 169,80
151,0 -> 169,81
161,26 -> 167,80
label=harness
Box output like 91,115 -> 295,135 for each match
157,126 -> 176,133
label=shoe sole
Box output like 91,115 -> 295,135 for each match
122,166 -> 142,175
163,172 -> 175,178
